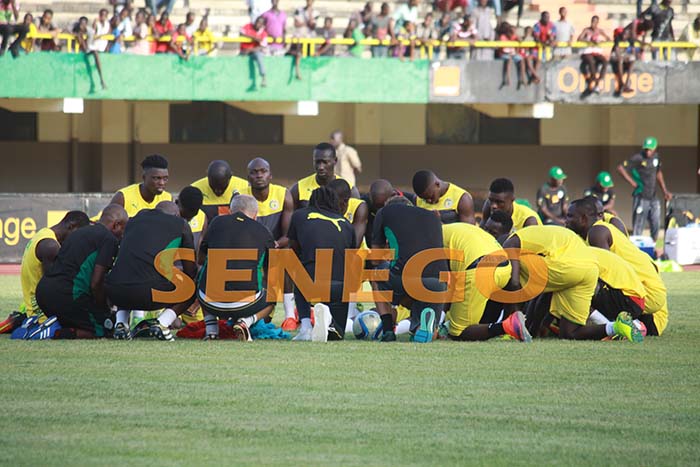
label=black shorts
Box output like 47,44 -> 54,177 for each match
592,281 -> 644,321
637,314 -> 660,336
106,280 -> 195,311
198,288 -> 271,321
36,278 -> 112,336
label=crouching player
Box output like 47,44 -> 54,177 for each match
502,225 -> 643,342
106,201 -> 197,341
442,221 -> 531,342
197,195 -> 277,341
35,205 -> 127,338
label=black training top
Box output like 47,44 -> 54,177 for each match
371,203 -> 448,278
197,212 -> 276,293
106,209 -> 194,287
361,191 -> 417,247
42,223 -> 119,300
536,183 -> 569,219
583,185 -> 616,207
288,207 -> 355,282
623,152 -> 661,200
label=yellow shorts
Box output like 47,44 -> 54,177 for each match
642,279 -> 667,315
643,303 -> 668,336
541,259 -> 598,326
448,263 -> 511,336
396,305 -> 410,322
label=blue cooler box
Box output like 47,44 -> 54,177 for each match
629,235 -> 656,259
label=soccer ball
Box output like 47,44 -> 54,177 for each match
352,311 -> 383,340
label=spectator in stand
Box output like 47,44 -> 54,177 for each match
436,11 -> 452,41
345,18 -> 365,57
184,11 -> 196,37
553,6 -> 574,58
435,0 -> 467,15
73,16 -> 107,89
154,11 -> 173,54
109,15 -> 124,53
352,2 -> 373,29
521,26 -> 541,83
148,0 -> 176,17
262,0 -> 286,56
241,16 -> 269,87
578,15 -> 610,94
644,0 -> 674,59
38,9 -> 59,51
393,0 -> 418,31
0,0 -> 27,57
416,12 -> 437,55
194,16 -> 215,55
109,0 -> 132,15
331,130 -> 362,186
129,10 -> 151,55
533,11 -> 556,60
472,0 -> 495,60
317,17 -> 336,56
395,20 -> 417,60
447,14 -> 476,59
611,18 -> 653,95
169,23 -> 192,60
468,0 -> 502,21
146,13 -> 158,54
503,0 -> 524,27
92,8 -> 111,53
497,22 -> 525,88
679,15 -> 699,61
288,0 -> 316,76
20,13 -> 35,53
370,2 -> 392,57
249,0 -> 272,22
117,6 -> 133,39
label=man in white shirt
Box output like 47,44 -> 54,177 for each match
553,6 -> 574,58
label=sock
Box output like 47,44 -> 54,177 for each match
300,317 -> 312,331
204,315 -> 218,336
239,315 -> 258,328
116,310 -> 130,326
283,293 -> 296,320
157,308 -> 177,328
589,310 -> 612,326
395,319 -> 411,335
380,314 -> 395,334
605,322 -> 615,336
348,302 -> 359,321
345,318 -> 354,334
132,310 -> 145,320
488,323 -> 504,337
438,311 -> 446,326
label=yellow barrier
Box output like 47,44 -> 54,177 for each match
24,32 -> 698,60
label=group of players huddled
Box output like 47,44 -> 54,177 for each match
13,142 -> 667,343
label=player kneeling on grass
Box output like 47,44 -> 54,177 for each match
289,186 -> 356,342
370,196 -> 449,343
106,201 -> 197,341
197,195 -> 277,341
502,224 -> 643,342
442,221 -> 531,342
35,205 -> 127,338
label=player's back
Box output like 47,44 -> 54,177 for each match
442,223 -> 504,270
514,225 -> 590,263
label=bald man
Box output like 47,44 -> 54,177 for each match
191,160 -> 249,221
35,205 -> 128,338
362,179 -> 417,247
412,170 -> 475,224
106,201 -> 197,341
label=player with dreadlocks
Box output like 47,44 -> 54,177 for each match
287,186 -> 356,341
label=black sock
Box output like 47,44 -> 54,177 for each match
487,323 -> 504,338
380,314 -> 395,334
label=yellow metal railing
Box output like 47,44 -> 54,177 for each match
25,32 -> 698,60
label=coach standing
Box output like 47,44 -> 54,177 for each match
616,137 -> 672,241
330,130 -> 362,187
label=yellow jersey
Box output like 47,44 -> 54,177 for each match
416,182 -> 469,224
118,183 -> 173,218
442,223 -> 505,270
297,173 -> 352,203
513,225 -> 590,263
188,209 -> 207,234
590,221 -> 664,292
603,212 -> 629,237
588,247 -> 645,299
345,198 -> 368,249
191,175 -> 248,220
242,183 -> 288,239
511,202 -> 541,231
193,28 -> 215,54
20,227 -> 57,316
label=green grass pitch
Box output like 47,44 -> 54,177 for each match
1,273 -> 699,466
